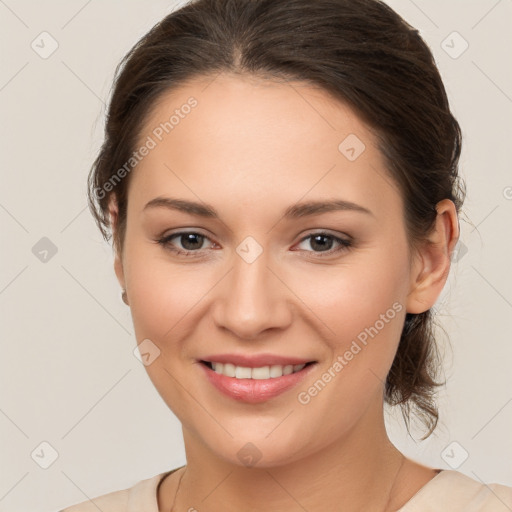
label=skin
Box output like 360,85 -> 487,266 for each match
110,73 -> 459,511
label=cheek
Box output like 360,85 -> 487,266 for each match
125,228 -> 409,353
290,262 -> 407,438
127,268 -> 205,349
122,239 -> 191,343
288,248 -> 408,340
122,243 -> 204,421
287,246 -> 409,407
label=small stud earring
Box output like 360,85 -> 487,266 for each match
121,289 -> 129,305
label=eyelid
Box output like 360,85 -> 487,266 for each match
157,229 -> 353,257
297,229 -> 352,243
293,231 -> 353,256
157,230 -> 216,253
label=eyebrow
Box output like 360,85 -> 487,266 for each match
143,197 -> 374,219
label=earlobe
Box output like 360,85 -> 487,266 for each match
406,199 -> 460,315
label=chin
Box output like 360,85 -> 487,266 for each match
190,418 -> 329,470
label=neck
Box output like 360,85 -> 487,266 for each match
164,402 -> 419,512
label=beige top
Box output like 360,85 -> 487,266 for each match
60,469 -> 512,511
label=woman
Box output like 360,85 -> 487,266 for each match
61,0 -> 512,510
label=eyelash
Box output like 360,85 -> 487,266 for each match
156,231 -> 353,258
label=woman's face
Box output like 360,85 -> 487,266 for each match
115,73 -> 423,467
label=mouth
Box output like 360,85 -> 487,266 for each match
199,358 -> 317,403
200,360 -> 314,379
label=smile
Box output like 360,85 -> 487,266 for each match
204,361 -> 308,379
199,357 -> 317,403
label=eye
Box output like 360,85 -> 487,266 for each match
294,232 -> 352,256
157,231 -> 215,256
156,230 -> 353,258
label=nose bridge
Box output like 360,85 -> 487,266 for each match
213,240 -> 290,339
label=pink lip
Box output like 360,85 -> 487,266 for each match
200,353 -> 313,367
199,360 -> 316,404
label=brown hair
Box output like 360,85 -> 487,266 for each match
88,0 -> 465,438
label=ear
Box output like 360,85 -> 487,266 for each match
406,199 -> 460,314
108,195 -> 126,290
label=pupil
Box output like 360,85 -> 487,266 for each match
182,233 -> 203,250
179,234 -> 334,252
311,235 -> 332,252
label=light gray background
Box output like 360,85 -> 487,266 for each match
1,1 -> 511,511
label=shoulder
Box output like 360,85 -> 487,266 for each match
59,471 -> 170,512
400,470 -> 512,511
59,487 -> 129,512
447,471 -> 512,510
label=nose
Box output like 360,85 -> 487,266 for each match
211,248 -> 292,341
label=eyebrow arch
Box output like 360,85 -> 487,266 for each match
143,197 -> 374,219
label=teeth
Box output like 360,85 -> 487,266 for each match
269,365 -> 283,378
223,363 -> 236,377
235,366 -> 252,379
210,362 -> 307,379
251,366 -> 270,379
283,365 -> 294,375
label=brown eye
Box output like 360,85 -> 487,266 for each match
296,232 -> 352,256
157,231 -> 214,256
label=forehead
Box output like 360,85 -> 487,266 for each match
129,73 -> 402,222
140,72 -> 370,157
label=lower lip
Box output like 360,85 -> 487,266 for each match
200,363 -> 315,403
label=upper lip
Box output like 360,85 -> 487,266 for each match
200,353 -> 315,368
